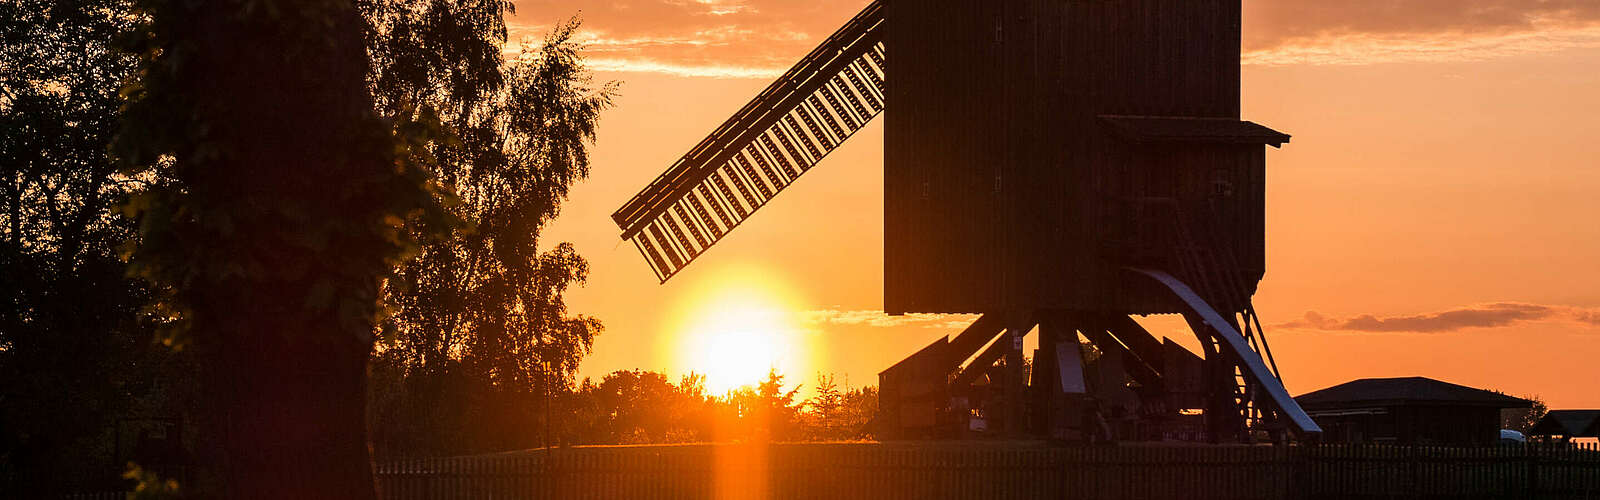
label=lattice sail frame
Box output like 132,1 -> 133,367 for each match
611,2 -> 886,282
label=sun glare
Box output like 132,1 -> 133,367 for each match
666,266 -> 811,395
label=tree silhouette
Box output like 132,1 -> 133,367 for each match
1501,393 -> 1549,434
740,369 -> 804,441
528,368 -> 882,445
0,0 -> 185,494
840,385 -> 880,439
115,0 -> 438,496
361,3 -> 615,456
807,373 -> 845,439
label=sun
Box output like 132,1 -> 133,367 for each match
666,266 -> 811,395
685,301 -> 785,393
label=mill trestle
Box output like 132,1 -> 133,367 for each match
877,269 -> 1318,442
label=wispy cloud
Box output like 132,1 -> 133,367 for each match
508,0 -> 1600,78
1243,0 -> 1600,65
510,0 -> 861,78
1276,302 -> 1600,333
1576,310 -> 1600,326
1245,23 -> 1600,66
586,58 -> 786,79
1245,0 -> 1600,48
801,308 -> 977,330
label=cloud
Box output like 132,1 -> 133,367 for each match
1576,310 -> 1600,326
1244,0 -> 1600,65
800,308 -> 977,330
1245,0 -> 1600,49
1244,25 -> 1600,66
585,57 -> 786,79
509,0 -> 864,78
1276,302 -> 1600,333
507,0 -> 1600,78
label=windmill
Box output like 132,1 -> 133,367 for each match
612,0 -> 1321,442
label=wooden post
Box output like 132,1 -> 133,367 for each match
1004,311 -> 1033,437
1035,313 -> 1061,436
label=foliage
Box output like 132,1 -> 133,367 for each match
840,385 -> 880,437
1500,393 -> 1549,434
115,0 -> 437,348
557,369 -> 877,445
113,0 -> 437,496
746,369 -> 805,440
808,374 -> 845,432
801,374 -> 880,441
0,0 -> 192,494
565,370 -> 717,445
124,463 -> 183,500
360,0 -> 616,457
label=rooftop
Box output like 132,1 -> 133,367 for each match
1294,376 -> 1532,410
1530,410 -> 1600,437
1098,115 -> 1292,148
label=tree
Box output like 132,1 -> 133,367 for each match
806,373 -> 844,439
1501,393 -> 1549,434
561,370 -> 720,445
840,385 -> 879,439
730,369 -> 803,441
506,368 -> 882,445
0,0 -> 185,494
361,0 -> 614,456
115,0 -> 438,496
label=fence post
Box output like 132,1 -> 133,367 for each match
1526,443 -> 1538,500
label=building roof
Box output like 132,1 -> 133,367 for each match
1294,377 -> 1532,410
1529,410 -> 1600,437
1098,115 -> 1291,148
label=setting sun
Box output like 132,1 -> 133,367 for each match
664,265 -> 813,395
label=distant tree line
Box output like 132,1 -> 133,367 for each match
554,370 -> 878,450
369,365 -> 881,459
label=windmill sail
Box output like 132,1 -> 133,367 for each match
612,1 -> 886,282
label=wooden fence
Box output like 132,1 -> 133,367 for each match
372,442 -> 1600,500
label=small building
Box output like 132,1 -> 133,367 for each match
1528,410 -> 1600,441
1294,377 -> 1531,445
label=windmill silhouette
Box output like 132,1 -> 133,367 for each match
613,0 -> 1319,442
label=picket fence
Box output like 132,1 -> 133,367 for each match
371,442 -> 1600,500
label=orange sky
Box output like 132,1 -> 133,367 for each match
513,1 -> 1600,407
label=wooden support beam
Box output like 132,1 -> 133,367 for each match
1033,316 -> 1061,435
1078,324 -> 1162,391
950,317 -> 1034,388
945,314 -> 1006,368
951,331 -> 1012,390
1102,315 -> 1168,376
1033,315 -> 1090,437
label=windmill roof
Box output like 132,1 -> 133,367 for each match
1529,410 -> 1600,437
1098,115 -> 1291,147
1294,377 -> 1532,410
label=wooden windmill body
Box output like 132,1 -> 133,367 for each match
613,0 -> 1320,442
